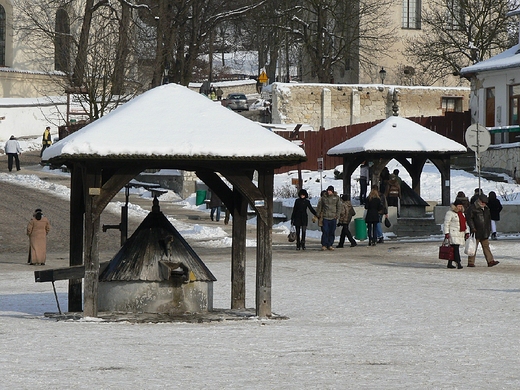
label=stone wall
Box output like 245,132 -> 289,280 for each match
435,205 -> 520,233
272,83 -> 470,130
480,144 -> 520,182
188,80 -> 258,96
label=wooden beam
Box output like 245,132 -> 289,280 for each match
221,170 -> 269,225
231,188 -> 247,309
256,169 -> 273,318
430,157 -> 452,206
83,167 -> 102,317
195,170 -> 234,213
92,167 -> 142,220
35,262 -> 110,282
69,164 -> 84,312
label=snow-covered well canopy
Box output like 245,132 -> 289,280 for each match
43,84 -> 306,167
327,116 -> 467,156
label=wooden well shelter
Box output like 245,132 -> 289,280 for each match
327,115 -> 467,205
42,84 -> 306,318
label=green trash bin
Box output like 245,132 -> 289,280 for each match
354,218 -> 367,240
195,190 -> 207,206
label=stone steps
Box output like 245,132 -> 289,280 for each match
393,216 -> 441,237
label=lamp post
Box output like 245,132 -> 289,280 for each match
379,67 -> 386,84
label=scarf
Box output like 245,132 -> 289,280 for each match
457,211 -> 467,232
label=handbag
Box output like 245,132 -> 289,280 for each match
384,217 -> 391,228
288,226 -> 296,242
464,234 -> 477,256
439,238 -> 454,260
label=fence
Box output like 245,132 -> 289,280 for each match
275,111 -> 471,173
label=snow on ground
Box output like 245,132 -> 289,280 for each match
2,139 -> 520,388
2,241 -> 520,388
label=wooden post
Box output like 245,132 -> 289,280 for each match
69,164 -> 84,312
256,169 -> 273,318
231,188 -> 247,309
431,157 -> 452,206
83,169 -> 102,317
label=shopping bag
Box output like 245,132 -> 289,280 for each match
439,238 -> 454,260
288,226 -> 296,242
384,217 -> 391,228
464,234 -> 477,256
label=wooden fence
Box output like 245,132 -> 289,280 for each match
275,111 -> 471,173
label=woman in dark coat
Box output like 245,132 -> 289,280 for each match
487,191 -> 503,240
364,187 -> 383,246
290,189 -> 317,250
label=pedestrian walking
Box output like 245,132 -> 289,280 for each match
336,194 -> 357,248
379,166 -> 390,195
385,172 -> 401,215
455,190 -> 470,211
443,199 -> 469,269
216,87 -> 223,101
375,188 -> 388,244
465,194 -> 499,267
41,126 -> 52,157
469,188 -> 482,204
487,191 -> 503,240
290,189 -> 317,250
359,161 -> 369,205
208,192 -> 223,222
27,208 -> 51,265
365,187 -> 384,246
316,186 -> 341,251
4,135 -> 22,172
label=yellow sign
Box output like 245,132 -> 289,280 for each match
258,71 -> 268,84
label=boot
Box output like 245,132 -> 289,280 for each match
301,241 -> 306,250
491,232 -> 497,240
447,260 -> 456,269
456,261 -> 463,269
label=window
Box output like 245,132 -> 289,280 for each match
0,5 -> 5,66
504,85 -> 520,143
54,8 -> 71,72
485,88 -> 495,127
446,0 -> 463,31
402,0 -> 421,29
441,96 -> 462,113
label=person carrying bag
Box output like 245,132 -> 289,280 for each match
442,199 -> 469,269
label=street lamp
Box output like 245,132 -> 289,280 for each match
379,67 -> 386,84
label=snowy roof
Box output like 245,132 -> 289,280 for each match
327,116 -> 467,155
43,84 -> 306,164
460,44 -> 520,76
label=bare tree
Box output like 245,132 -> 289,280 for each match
14,0 -> 148,121
405,0 -> 517,85
145,0 -> 263,88
285,0 -> 396,83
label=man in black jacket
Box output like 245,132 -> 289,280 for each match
465,194 -> 499,267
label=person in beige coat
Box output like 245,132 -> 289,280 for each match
443,199 -> 469,269
27,209 -> 51,265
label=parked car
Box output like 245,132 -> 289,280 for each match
249,98 -> 269,111
225,93 -> 248,111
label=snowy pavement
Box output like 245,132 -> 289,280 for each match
2,239 -> 520,389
